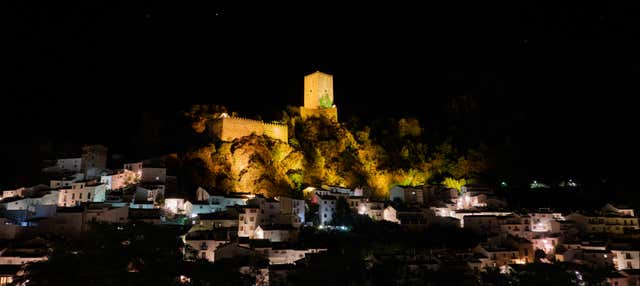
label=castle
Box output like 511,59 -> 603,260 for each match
300,71 -> 338,121
210,71 -> 338,142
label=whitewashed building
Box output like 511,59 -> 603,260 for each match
318,195 -> 337,225
57,183 -> 106,207
254,225 -> 298,242
56,158 -> 82,172
184,230 -> 231,262
238,206 -> 261,238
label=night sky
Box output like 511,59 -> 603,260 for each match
3,2 -> 638,187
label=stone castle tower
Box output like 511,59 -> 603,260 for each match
300,71 -> 338,121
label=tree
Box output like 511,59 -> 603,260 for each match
319,93 -> 333,109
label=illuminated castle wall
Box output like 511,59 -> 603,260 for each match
300,71 -> 338,121
210,115 -> 288,142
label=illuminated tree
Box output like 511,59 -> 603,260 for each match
443,177 -> 467,194
319,93 -> 333,109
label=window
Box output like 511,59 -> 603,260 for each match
239,215 -> 244,221
626,253 -> 632,259
88,193 -> 91,200
249,217 -> 254,222
72,194 -> 75,199
79,193 -> 83,200
240,226 -> 244,231
628,262 -> 633,269
324,214 -> 327,218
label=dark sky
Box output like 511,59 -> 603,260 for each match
3,2 -> 638,186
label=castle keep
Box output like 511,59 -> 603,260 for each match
210,71 -> 337,142
300,71 -> 338,121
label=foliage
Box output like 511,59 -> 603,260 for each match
179,105 -> 490,199
183,104 -> 228,133
319,93 -> 333,109
15,223 -> 190,286
443,177 -> 467,193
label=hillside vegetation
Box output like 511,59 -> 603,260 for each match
180,105 -> 489,199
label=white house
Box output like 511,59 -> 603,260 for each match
134,184 -> 165,202
164,198 -> 190,214
318,195 -> 337,225
190,188 -> 250,215
56,157 -> 82,172
254,225 -> 298,242
0,191 -> 60,213
612,247 -> 640,270
124,162 -> 143,174
100,169 -> 137,190
528,211 -> 564,233
248,196 -> 281,225
278,197 -> 305,227
49,173 -> 85,189
530,235 -> 560,255
183,230 -> 231,262
1,188 -> 25,200
238,206 -> 261,238
57,183 -> 106,207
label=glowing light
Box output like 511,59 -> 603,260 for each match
358,205 -> 367,215
190,213 -> 198,218
179,275 -> 191,284
255,228 -> 264,239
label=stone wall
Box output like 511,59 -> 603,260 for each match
262,122 -> 288,142
210,117 -> 288,142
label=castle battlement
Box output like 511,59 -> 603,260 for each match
210,116 -> 288,143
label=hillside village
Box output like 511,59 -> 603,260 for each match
1,72 -> 639,285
